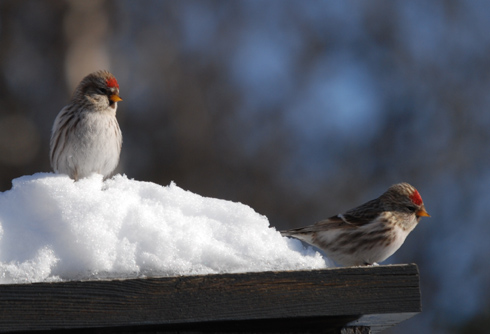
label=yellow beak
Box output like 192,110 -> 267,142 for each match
416,207 -> 431,218
110,94 -> 123,102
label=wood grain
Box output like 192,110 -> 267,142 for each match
0,264 -> 421,333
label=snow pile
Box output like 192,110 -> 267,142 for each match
0,174 -> 325,283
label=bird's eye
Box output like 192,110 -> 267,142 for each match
406,205 -> 417,213
98,88 -> 108,95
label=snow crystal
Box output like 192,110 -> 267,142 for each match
0,173 -> 325,283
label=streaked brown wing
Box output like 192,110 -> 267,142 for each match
281,198 -> 384,235
280,217 -> 345,236
338,198 -> 383,226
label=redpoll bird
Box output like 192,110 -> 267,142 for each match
50,70 -> 123,181
281,183 -> 430,266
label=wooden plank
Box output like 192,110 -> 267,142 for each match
341,327 -> 372,334
0,264 -> 420,333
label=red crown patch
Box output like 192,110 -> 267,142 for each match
106,77 -> 119,89
410,189 -> 423,206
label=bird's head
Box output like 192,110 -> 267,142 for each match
384,183 -> 430,219
73,70 -> 122,110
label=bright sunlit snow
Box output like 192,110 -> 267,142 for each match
0,173 -> 325,284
